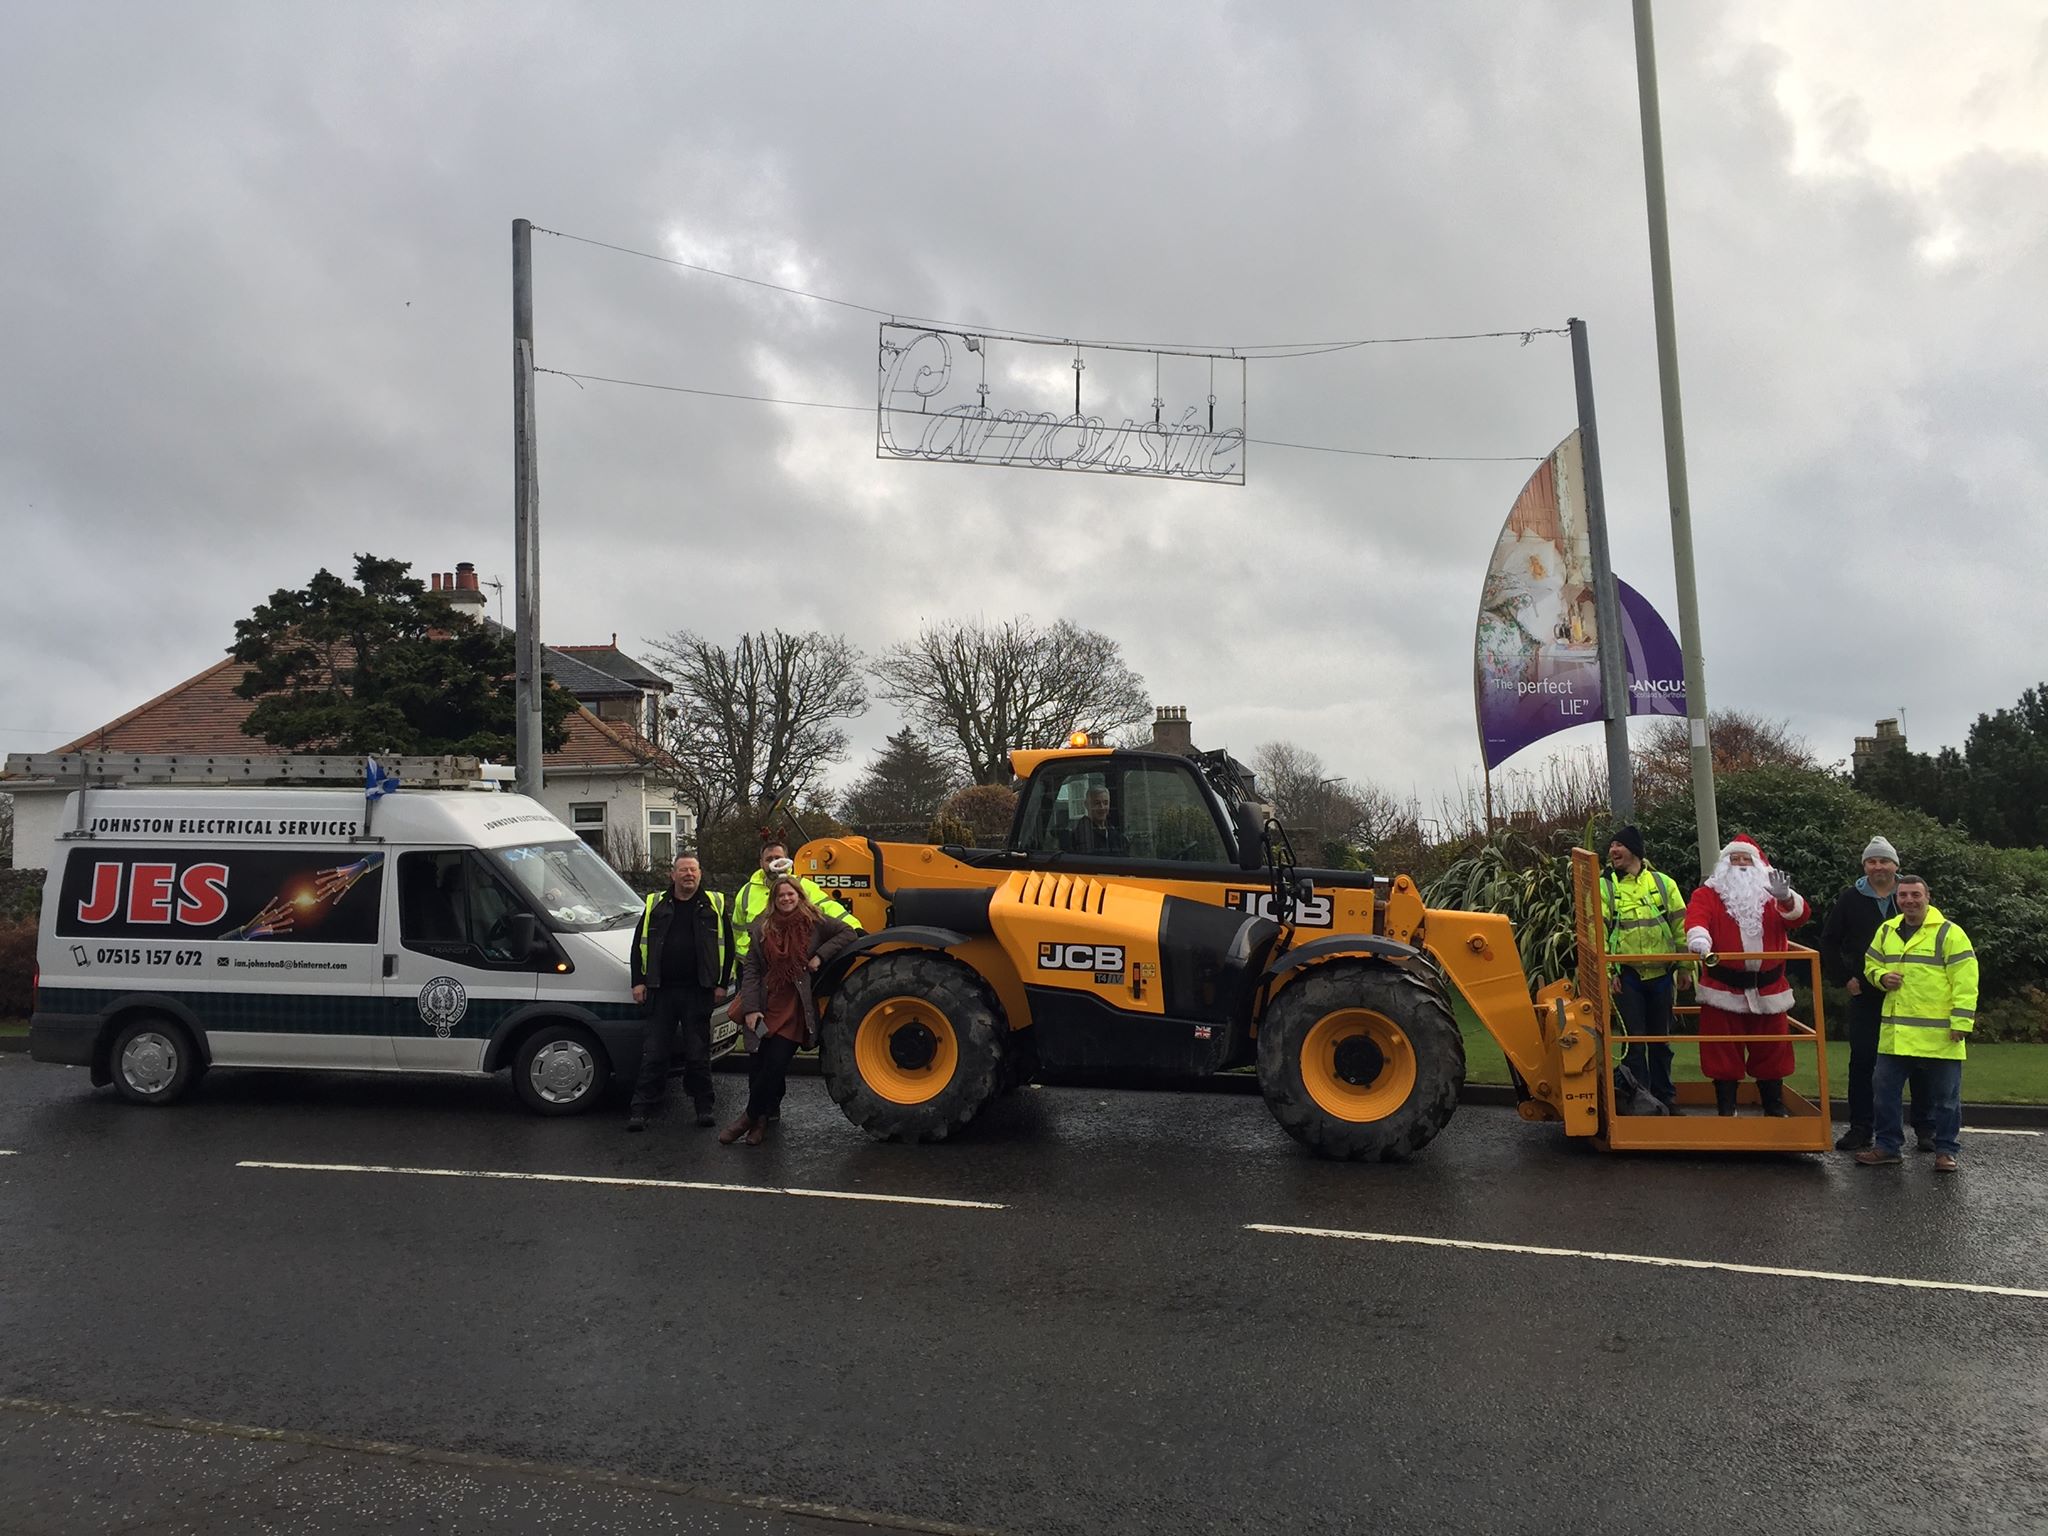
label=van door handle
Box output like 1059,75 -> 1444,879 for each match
383,955 -> 397,978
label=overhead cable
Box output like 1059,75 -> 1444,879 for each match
529,225 -> 1568,360
536,367 -> 1544,464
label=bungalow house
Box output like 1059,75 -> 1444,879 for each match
3,561 -> 693,875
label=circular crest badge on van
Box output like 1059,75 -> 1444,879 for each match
418,976 -> 469,1038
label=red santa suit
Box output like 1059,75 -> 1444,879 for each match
1683,834 -> 1811,1083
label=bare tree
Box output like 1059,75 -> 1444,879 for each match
643,629 -> 867,827
1634,710 -> 1813,807
1252,741 -> 1407,855
872,617 -> 1151,784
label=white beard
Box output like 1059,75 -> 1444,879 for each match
1706,862 -> 1771,959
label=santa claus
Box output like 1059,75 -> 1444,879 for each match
1684,834 -> 1811,1116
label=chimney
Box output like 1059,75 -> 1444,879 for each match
1150,704 -> 1193,755
444,560 -> 488,622
430,572 -> 443,591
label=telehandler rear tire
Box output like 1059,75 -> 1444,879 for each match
1257,962 -> 1463,1161
820,951 -> 1007,1142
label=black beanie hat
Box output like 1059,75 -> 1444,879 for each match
1610,825 -> 1645,860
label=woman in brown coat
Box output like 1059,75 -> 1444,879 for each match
723,875 -> 859,1145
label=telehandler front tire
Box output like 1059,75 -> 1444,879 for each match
1257,962 -> 1463,1161
820,951 -> 1007,1143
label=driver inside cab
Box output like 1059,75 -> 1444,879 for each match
1066,785 -> 1128,856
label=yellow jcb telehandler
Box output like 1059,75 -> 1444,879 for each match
796,741 -> 1832,1158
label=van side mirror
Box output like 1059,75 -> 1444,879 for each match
1234,803 -> 1267,872
507,911 -> 540,959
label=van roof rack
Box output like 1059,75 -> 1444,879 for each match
3,752 -> 504,788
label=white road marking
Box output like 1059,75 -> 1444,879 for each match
1246,1223 -> 2048,1301
1965,1127 -> 2041,1137
237,1160 -> 1005,1210
0,1150 -> 17,1156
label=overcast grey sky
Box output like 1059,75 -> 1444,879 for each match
3,2 -> 2043,805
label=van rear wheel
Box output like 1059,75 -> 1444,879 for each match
513,1023 -> 608,1116
109,1015 -> 199,1107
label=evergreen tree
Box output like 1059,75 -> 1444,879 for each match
841,730 -> 961,830
231,554 -> 573,758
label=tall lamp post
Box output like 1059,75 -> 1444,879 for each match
1631,0 -> 1719,875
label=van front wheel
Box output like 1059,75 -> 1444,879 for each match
109,1015 -> 199,1106
513,1023 -> 608,1116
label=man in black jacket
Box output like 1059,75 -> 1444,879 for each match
627,853 -> 734,1132
1066,785 -> 1129,855
1818,835 -> 1933,1152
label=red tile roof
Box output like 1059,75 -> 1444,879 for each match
51,656 -> 652,772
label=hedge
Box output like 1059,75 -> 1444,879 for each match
1635,765 -> 2048,1007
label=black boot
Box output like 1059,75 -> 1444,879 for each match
1757,1079 -> 1789,1117
1714,1080 -> 1738,1117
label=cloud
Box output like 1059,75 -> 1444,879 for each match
1,0 -> 2042,811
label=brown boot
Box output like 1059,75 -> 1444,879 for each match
718,1114 -> 753,1146
744,1118 -> 767,1146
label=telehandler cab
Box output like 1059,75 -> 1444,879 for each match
796,741 -> 1834,1158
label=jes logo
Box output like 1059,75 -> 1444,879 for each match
76,861 -> 230,927
1037,942 -> 1126,974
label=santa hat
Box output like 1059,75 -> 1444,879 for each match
1718,834 -> 1767,867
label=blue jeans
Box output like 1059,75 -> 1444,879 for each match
1875,1054 -> 1962,1157
1615,970 -> 1676,1107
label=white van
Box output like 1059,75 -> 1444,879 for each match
28,788 -> 733,1113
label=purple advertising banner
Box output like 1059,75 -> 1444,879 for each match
1617,578 -> 1687,726
1474,433 -> 1686,770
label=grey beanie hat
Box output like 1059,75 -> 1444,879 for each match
1862,836 -> 1900,863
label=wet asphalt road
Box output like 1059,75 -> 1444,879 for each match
1,1400 -> 920,1535
3,1052 -> 2046,1536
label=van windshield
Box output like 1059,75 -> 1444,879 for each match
488,841 -> 644,932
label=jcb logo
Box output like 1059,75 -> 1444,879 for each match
1224,888 -> 1334,928
1037,942 -> 1126,973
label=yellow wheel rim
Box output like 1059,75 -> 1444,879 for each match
853,997 -> 959,1106
1300,1009 -> 1417,1122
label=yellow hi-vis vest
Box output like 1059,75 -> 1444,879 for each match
635,889 -> 732,985
1600,864 -> 1687,978
730,870 -> 861,959
1864,905 -> 1978,1060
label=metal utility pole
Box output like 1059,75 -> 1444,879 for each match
1569,318 -> 1634,823
512,218 -> 543,798
1631,0 -> 1718,875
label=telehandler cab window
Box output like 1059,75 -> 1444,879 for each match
1017,761 -> 1229,864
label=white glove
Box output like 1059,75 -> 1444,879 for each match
1687,931 -> 1712,956
1766,869 -> 1793,904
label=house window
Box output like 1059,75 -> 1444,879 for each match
647,808 -> 674,868
569,803 -> 606,857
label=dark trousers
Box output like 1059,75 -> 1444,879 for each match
746,1033 -> 801,1121
1846,988 -> 1932,1135
631,988 -> 715,1115
1875,1054 -> 1961,1157
1615,970 -> 1677,1107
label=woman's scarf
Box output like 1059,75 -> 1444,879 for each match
761,905 -> 812,991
